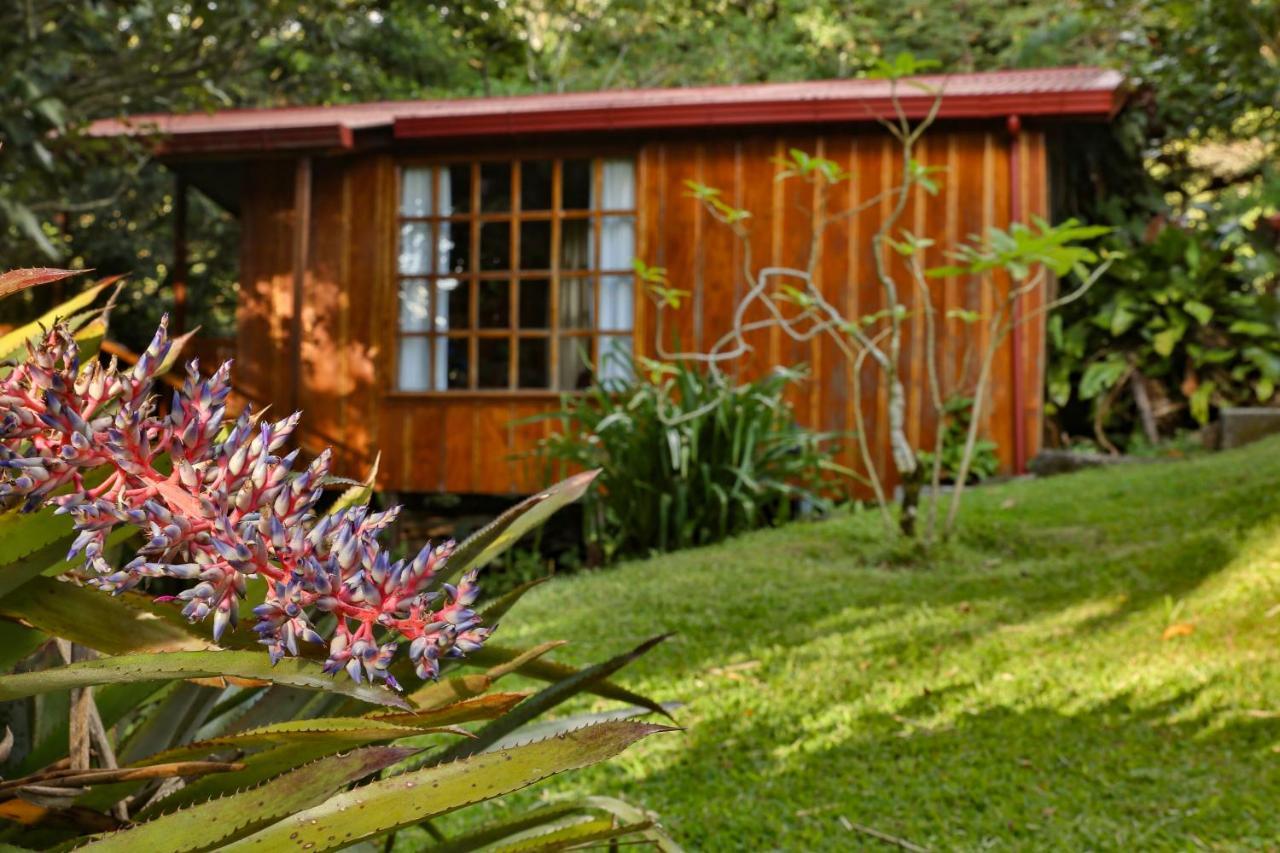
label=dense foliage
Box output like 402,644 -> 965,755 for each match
0,270 -> 679,851
531,358 -> 840,561
1049,214 -> 1280,449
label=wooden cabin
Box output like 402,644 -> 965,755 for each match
88,68 -> 1126,496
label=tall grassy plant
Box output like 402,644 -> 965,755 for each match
531,358 -> 840,561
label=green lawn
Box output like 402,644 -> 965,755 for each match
444,437 -> 1280,850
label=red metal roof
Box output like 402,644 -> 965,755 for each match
87,67 -> 1125,157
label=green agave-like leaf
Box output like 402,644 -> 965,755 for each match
484,702 -> 682,753
431,634 -> 672,764
492,816 -> 650,852
427,795 -> 681,853
327,453 -> 380,516
0,267 -> 84,300
407,642 -> 564,711
0,279 -> 112,366
463,642 -> 669,719
137,742 -> 347,818
0,524 -> 135,603
20,680 -> 171,774
117,682 -> 219,766
0,578 -> 217,655
425,802 -> 591,853
220,721 -> 676,852
0,618 -> 43,674
478,576 -> 550,624
441,470 -> 598,584
131,711 -> 486,770
367,692 -> 527,727
0,651 -> 409,709
77,746 -> 416,852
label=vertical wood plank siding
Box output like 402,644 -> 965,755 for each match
236,125 -> 1049,495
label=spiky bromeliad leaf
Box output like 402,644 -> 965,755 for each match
0,267 -> 84,299
489,816 -> 652,852
440,470 -> 599,584
0,278 -> 114,366
408,641 -> 564,711
131,696 -> 526,768
327,453 -> 380,516
98,696 -> 522,817
426,795 -> 682,853
0,651 -> 410,709
219,721 -> 675,853
77,746 -> 416,852
0,578 -> 219,655
462,641 -> 670,718
431,634 -> 673,764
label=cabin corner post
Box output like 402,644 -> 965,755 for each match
290,155 -> 313,416
1006,114 -> 1028,475
172,173 -> 189,338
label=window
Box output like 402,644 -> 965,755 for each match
394,157 -> 637,392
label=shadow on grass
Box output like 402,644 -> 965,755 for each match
630,685 -> 1280,850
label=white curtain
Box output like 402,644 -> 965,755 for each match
400,167 -> 432,216
398,223 -> 431,275
598,159 -> 635,339
397,338 -> 430,392
600,159 -> 635,209
397,169 -> 434,391
432,279 -> 462,390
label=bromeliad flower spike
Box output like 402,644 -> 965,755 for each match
0,318 -> 491,688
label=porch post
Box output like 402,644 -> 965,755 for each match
290,155 -> 313,415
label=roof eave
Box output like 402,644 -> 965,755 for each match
392,90 -> 1124,141
111,123 -> 355,158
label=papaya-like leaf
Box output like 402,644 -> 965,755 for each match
441,470 -> 598,583
432,634 -> 673,764
0,651 -> 409,709
77,746 -> 416,852
221,721 -> 676,852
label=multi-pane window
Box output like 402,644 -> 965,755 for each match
394,158 -> 637,392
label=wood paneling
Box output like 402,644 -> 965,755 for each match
235,123 -> 1050,495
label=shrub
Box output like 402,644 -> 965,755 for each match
917,395 -> 1000,484
1048,218 -> 1280,451
531,356 -> 840,562
0,269 -> 680,851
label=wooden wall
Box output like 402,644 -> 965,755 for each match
236,122 -> 1049,495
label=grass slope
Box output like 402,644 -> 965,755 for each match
444,438 -> 1280,850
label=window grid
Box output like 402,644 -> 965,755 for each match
394,157 -> 636,393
